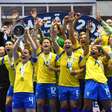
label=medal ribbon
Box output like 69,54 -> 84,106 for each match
67,52 -> 74,72
20,62 -> 28,79
42,52 -> 52,65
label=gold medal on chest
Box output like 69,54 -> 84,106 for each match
20,77 -> 24,81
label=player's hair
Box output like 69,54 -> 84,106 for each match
42,37 -> 52,44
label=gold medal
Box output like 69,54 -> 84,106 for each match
20,77 -> 24,81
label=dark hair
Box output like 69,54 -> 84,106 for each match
42,37 -> 52,44
23,47 -> 32,56
52,24 -> 63,35
12,9 -> 19,14
3,21 -> 12,26
31,8 -> 37,13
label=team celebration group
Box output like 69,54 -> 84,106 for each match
0,8 -> 112,112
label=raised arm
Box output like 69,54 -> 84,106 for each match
64,15 -> 78,46
13,38 -> 21,60
101,20 -> 112,34
57,24 -> 66,40
26,29 -> 37,51
97,14 -> 112,34
30,28 -> 41,48
50,29 -> 60,54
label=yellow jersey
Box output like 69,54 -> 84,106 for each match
14,61 -> 34,93
32,47 -> 42,82
102,34 -> 109,46
57,51 -> 82,87
36,47 -> 42,55
0,55 -> 15,86
85,56 -> 107,83
57,46 -> 83,57
105,59 -> 112,77
36,52 -> 57,83
103,46 -> 112,77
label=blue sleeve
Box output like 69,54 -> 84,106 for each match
31,52 -> 37,63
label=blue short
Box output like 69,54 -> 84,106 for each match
35,83 -> 57,100
58,86 -> 80,101
7,85 -> 13,97
107,77 -> 112,98
12,92 -> 36,109
84,80 -> 111,100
